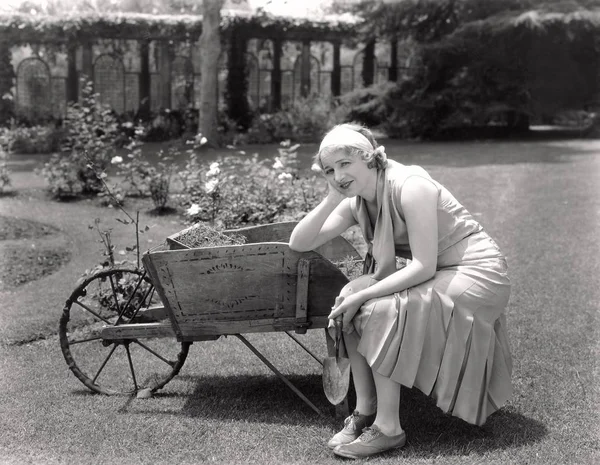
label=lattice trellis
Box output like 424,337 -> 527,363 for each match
246,53 -> 260,110
171,55 -> 194,110
94,54 -> 125,114
50,77 -> 67,118
293,54 -> 321,99
13,38 -> 403,119
150,73 -> 161,111
16,57 -> 52,121
125,73 -> 139,113
352,49 -> 379,90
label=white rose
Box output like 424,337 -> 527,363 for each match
186,204 -> 201,216
205,178 -> 219,194
207,162 -> 221,177
273,158 -> 284,170
111,156 -> 123,164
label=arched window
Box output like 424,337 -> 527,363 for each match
16,57 -> 52,122
94,54 -> 125,113
171,55 -> 194,110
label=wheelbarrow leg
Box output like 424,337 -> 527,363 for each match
235,334 -> 325,417
284,331 -> 323,366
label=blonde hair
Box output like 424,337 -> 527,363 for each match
314,123 -> 387,171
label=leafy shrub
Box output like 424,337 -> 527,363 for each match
0,125 -> 65,154
115,143 -> 152,198
230,96 -> 343,145
38,155 -> 83,198
39,79 -> 119,199
234,112 -> 294,145
139,108 -> 194,142
553,110 -> 595,128
335,83 -> 397,128
282,96 -> 339,142
115,139 -> 176,212
148,167 -> 172,212
97,181 -> 126,208
0,144 -> 11,193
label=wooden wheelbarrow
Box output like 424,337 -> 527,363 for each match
59,221 -> 361,417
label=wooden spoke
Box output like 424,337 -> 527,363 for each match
108,274 -> 122,315
92,344 -> 118,384
114,271 -> 147,325
72,299 -> 112,325
133,340 -> 176,367
124,284 -> 154,324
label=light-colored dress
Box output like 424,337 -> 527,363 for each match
346,160 -> 512,426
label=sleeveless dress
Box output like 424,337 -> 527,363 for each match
345,161 -> 512,426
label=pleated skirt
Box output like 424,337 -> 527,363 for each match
348,230 -> 512,426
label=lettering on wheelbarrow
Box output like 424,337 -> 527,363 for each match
205,263 -> 246,274
206,295 -> 254,308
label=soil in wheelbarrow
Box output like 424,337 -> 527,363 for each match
0,216 -> 72,290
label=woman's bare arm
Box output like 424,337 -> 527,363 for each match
289,191 -> 357,252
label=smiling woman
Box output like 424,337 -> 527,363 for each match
289,123 -> 513,460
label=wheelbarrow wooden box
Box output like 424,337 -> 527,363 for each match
147,221 -> 360,340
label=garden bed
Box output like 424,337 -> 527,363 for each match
0,216 -> 72,290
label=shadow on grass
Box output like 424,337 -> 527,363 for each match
146,206 -> 179,217
397,387 -> 547,457
0,190 -> 18,198
123,372 -> 547,457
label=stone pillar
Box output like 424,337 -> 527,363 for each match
271,38 -> 282,111
300,39 -> 311,98
157,40 -> 171,109
226,30 -> 251,129
81,41 -> 93,88
362,40 -> 375,87
389,39 -> 398,82
331,40 -> 341,96
66,43 -> 78,103
138,39 -> 151,118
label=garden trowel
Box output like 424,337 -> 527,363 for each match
323,296 -> 351,405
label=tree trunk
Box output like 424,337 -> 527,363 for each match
199,0 -> 224,147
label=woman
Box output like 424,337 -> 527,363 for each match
289,123 -> 512,459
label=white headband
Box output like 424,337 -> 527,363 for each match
318,126 -> 387,169
319,126 -> 374,153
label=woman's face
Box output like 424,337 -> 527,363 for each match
319,149 -> 375,199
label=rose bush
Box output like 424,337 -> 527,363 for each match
177,140 -> 326,228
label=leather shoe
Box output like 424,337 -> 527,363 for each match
327,410 -> 376,449
333,425 -> 406,459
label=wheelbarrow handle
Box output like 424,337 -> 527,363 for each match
334,316 -> 343,360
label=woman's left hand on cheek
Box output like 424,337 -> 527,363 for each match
328,293 -> 365,330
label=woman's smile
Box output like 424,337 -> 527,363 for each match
339,180 -> 353,191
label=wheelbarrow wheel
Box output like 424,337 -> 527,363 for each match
59,266 -> 190,395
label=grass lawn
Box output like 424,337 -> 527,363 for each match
1,137 -> 599,464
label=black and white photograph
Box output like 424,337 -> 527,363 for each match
0,0 -> 599,463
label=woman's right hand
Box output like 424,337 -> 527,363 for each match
326,181 -> 347,205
